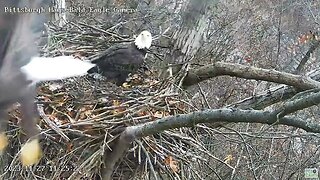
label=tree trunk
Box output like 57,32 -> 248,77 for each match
165,0 -> 215,84
51,0 -> 67,27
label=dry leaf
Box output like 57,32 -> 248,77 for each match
122,82 -> 131,88
144,70 -> 151,76
112,100 -> 121,106
164,156 -> 179,173
224,154 -> 233,164
111,100 -> 125,115
167,100 -> 178,105
153,111 -> 164,118
151,111 -> 170,120
137,110 -> 149,116
66,143 -> 73,152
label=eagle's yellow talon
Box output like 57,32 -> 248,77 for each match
20,139 -> 42,166
0,132 -> 8,154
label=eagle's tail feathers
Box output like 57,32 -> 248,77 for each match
20,56 -> 96,82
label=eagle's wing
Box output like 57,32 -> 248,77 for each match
90,42 -> 133,63
0,0 -> 44,102
0,1 -> 44,69
88,42 -> 146,85
0,0 -> 47,166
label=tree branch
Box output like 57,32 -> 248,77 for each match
295,39 -> 320,74
229,69 -> 320,110
102,90 -> 320,179
183,62 -> 320,90
228,85 -> 297,109
274,89 -> 320,117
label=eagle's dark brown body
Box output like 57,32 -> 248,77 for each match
88,43 -> 148,85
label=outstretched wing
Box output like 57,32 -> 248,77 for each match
0,0 -> 47,101
0,0 -> 45,69
0,0 -> 48,166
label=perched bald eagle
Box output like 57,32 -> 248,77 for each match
88,30 -> 152,85
0,0 -> 46,166
20,31 -> 152,86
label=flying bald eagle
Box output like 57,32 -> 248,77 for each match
0,0 -> 47,166
87,30 -> 152,85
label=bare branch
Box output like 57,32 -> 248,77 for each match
183,62 -> 320,90
102,89 -> 320,179
228,85 -> 297,109
274,89 -> 320,118
230,69 -> 320,110
295,39 -> 320,74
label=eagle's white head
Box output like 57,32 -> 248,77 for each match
135,30 -> 152,49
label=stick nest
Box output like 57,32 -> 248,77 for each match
1,22 -> 215,180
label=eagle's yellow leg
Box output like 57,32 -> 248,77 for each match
0,132 -> 8,154
20,138 -> 42,166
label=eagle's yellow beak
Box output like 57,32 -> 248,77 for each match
0,132 -> 8,154
20,138 -> 42,166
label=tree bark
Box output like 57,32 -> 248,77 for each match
51,0 -> 66,27
164,0 -> 213,80
101,76 -> 320,179
182,62 -> 320,89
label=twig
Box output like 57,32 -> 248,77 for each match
37,104 -> 70,141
